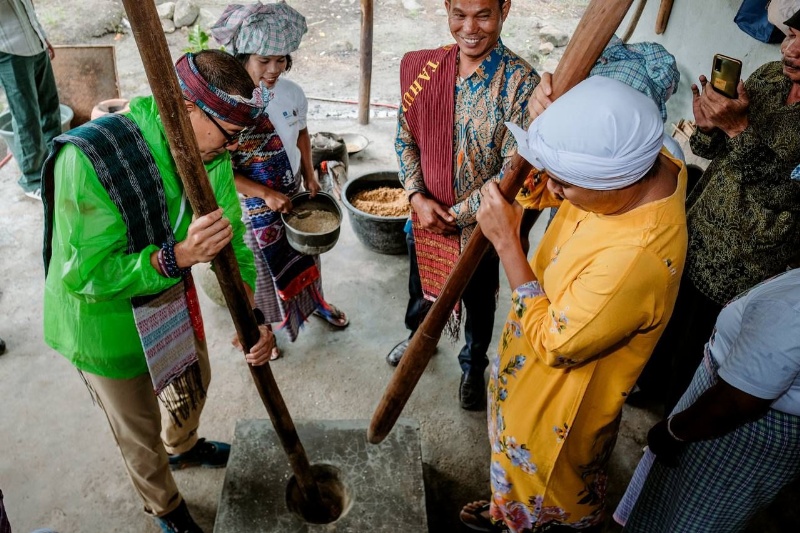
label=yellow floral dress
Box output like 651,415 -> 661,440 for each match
489,153 -> 688,531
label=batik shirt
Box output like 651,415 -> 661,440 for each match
687,61 -> 800,305
395,40 -> 538,246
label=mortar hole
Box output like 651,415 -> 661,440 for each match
285,463 -> 351,524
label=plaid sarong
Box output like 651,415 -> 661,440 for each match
620,349 -> 800,532
42,114 -> 205,423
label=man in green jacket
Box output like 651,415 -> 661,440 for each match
42,50 -> 274,533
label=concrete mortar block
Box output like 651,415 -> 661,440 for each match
215,418 -> 427,533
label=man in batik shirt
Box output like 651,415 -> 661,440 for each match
387,0 -> 538,411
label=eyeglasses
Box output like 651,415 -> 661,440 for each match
200,107 -> 245,148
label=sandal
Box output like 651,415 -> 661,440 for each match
460,500 -> 504,532
313,303 -> 349,328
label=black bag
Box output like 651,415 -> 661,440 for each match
734,0 -> 785,43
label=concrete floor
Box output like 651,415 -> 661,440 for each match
1,116 -> 796,532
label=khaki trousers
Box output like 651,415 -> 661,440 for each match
82,339 -> 211,516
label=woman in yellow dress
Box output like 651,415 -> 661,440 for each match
460,76 -> 688,532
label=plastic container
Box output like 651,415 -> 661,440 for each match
0,104 -> 74,148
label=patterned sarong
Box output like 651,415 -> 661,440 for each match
42,114 -> 205,423
400,44 -> 462,337
232,116 -> 323,330
619,349 -> 800,532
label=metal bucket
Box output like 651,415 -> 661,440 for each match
0,104 -> 74,148
341,172 -> 407,255
281,191 -> 342,255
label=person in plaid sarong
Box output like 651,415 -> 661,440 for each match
618,268 -> 800,532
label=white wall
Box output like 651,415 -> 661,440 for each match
618,0 -> 783,123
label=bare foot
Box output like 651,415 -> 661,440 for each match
459,500 -> 501,532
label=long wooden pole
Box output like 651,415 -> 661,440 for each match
621,0 -> 647,42
120,0 -> 329,517
358,0 -> 374,125
368,0 -> 634,444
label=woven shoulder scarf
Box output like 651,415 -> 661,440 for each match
42,114 -> 205,424
400,45 -> 462,338
231,115 -> 324,329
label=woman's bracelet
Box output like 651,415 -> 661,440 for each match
666,415 -> 685,442
161,240 -> 190,278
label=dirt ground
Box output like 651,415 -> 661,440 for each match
1,1 -> 798,532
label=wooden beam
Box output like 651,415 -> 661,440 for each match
358,0 -> 374,125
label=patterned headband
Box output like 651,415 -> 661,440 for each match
175,53 -> 268,128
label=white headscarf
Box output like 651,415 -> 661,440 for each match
507,76 -> 664,191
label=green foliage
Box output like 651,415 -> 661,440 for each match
184,25 -> 211,53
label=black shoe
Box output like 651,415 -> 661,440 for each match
168,438 -> 230,470
155,500 -> 204,533
0,337 -> 5,355
459,372 -> 486,411
386,338 -> 410,367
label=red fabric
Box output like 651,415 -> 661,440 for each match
400,45 -> 458,205
401,45 -> 461,305
175,53 -> 264,127
184,275 -> 206,342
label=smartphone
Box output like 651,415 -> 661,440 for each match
710,54 -> 742,99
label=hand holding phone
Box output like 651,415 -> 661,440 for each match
692,55 -> 750,138
710,54 -> 742,99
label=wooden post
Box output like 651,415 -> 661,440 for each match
120,0 -> 330,518
621,0 -> 648,42
368,0 -> 635,445
358,0 -> 374,125
655,0 -> 674,35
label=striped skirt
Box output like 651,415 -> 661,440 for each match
243,212 -> 322,342
621,352 -> 800,532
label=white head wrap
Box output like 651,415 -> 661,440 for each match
507,76 -> 664,191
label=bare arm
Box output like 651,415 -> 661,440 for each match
297,128 -> 319,196
647,378 -> 771,467
477,181 -> 534,288
233,173 -> 292,214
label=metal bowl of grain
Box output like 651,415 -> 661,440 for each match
281,191 -> 342,255
341,171 -> 410,255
